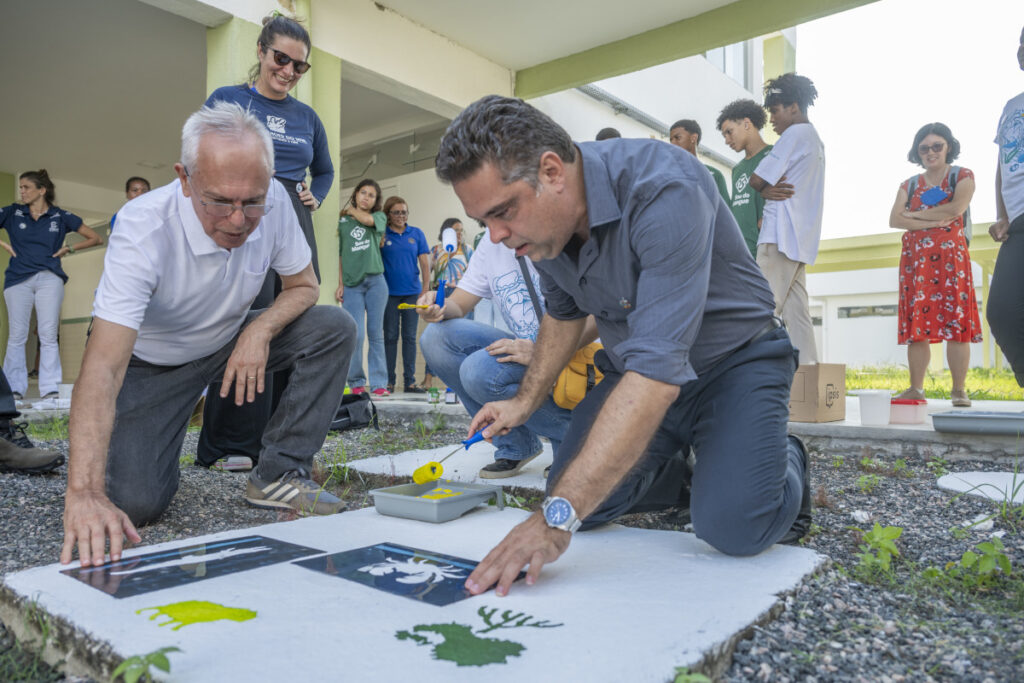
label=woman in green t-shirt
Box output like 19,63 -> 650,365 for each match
336,179 -> 390,396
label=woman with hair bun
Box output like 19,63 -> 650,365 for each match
888,122 -> 981,406
0,170 -> 102,399
199,12 -> 335,470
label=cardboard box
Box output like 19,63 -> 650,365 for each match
789,363 -> 845,423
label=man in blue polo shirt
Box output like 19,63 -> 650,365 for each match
435,96 -> 811,596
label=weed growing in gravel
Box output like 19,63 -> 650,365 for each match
673,667 -> 711,683
111,646 -> 181,683
831,455 -> 844,468
856,474 -> 881,494
892,458 -> 910,477
925,456 -> 951,478
851,523 -> 902,581
26,417 -> 68,442
859,456 -> 882,472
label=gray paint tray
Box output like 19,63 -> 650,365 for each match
370,480 -> 504,523
931,410 -> 1024,436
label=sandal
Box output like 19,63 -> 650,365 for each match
894,387 -> 925,400
951,390 -> 971,407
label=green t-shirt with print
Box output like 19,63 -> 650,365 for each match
705,164 -> 730,203
338,211 -> 387,287
729,146 -> 772,257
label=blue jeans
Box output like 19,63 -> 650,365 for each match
342,274 -> 388,390
384,294 -> 419,388
421,318 -> 571,461
548,327 -> 803,556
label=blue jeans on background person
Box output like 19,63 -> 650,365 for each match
384,294 -> 420,389
423,285 -> 469,381
420,318 -> 570,461
342,274 -> 388,390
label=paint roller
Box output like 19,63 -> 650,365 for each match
412,430 -> 486,484
433,226 -> 459,310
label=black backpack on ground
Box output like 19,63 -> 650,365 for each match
330,393 -> 379,432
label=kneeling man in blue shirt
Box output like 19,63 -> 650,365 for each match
61,102 -> 355,567
435,96 -> 811,596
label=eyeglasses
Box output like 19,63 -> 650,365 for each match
918,142 -> 946,155
264,45 -> 311,74
389,210 -> 408,216
185,171 -> 272,218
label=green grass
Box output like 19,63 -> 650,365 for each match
846,366 -> 1024,401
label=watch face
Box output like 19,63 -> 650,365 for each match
545,498 -> 572,526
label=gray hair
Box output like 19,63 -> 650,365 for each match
435,95 -> 575,188
180,101 -> 274,176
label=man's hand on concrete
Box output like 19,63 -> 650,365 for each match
470,398 -> 532,440
990,218 -> 1010,242
61,490 -> 140,567
221,324 -> 272,405
487,337 -> 534,365
465,512 -> 570,596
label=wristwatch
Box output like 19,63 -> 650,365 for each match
542,496 -> 581,533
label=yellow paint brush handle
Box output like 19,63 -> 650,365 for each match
397,303 -> 429,310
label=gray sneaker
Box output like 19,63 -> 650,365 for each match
0,436 -> 64,474
245,470 -> 344,516
479,449 -> 542,479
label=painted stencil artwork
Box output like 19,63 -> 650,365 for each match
137,600 -> 257,630
396,606 -> 563,667
62,536 -> 324,598
294,542 -> 521,606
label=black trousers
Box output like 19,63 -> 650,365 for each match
196,180 -> 320,465
987,214 -> 1024,386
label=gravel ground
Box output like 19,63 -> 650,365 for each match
2,417 -> 1023,681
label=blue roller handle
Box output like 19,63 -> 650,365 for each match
435,279 -> 446,308
462,431 -> 486,448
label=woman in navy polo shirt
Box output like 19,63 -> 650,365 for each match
380,196 -> 430,393
198,13 -> 334,471
0,170 -> 101,400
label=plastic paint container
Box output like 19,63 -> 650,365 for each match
890,398 -> 927,424
858,390 -> 892,426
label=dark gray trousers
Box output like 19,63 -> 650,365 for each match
105,305 -> 354,525
987,214 -> 1024,386
547,327 -> 803,556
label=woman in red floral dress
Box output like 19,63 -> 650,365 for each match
889,122 -> 980,406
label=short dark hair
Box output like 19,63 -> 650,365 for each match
670,119 -> 701,143
595,127 -> 621,141
20,169 -> 55,205
248,14 -> 312,84
716,99 -> 767,130
907,122 -> 961,166
438,217 -> 462,241
347,178 -> 382,213
764,73 -> 818,112
435,95 -> 576,187
125,176 -> 150,193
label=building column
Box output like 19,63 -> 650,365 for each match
761,33 -> 795,145
0,172 -> 13,352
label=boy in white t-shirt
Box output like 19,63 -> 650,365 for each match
416,229 -> 582,479
750,72 -> 825,364
986,25 -> 1024,384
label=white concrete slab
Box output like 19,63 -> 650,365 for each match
4,508 -> 824,682
351,441 -> 553,491
937,471 -> 1024,505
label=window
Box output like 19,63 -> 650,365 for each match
838,305 -> 898,319
705,41 -> 750,90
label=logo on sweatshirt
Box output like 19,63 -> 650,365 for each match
266,116 -> 287,134
351,227 -> 365,240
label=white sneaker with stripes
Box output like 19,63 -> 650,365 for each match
245,470 -> 344,516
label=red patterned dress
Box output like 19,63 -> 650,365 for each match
897,167 -> 982,344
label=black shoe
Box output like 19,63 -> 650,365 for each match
404,385 -> 427,394
779,435 -> 812,545
479,452 -> 541,479
1,421 -> 37,450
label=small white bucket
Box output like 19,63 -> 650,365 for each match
859,390 -> 892,426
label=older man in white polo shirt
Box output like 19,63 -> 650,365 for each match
61,102 -> 355,567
